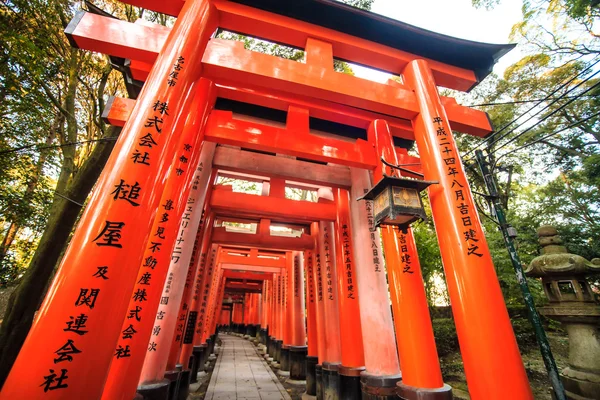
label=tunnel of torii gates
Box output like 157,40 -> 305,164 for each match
0,1 -> 536,400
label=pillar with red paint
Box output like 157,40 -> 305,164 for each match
333,189 -> 365,400
137,145 -> 216,392
0,2 -> 218,395
101,79 -> 215,400
402,60 -> 532,400
367,118 -> 447,399
349,167 -> 401,400
288,251 -> 307,382
317,188 -> 343,400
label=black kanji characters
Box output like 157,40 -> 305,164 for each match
92,221 -> 125,248
75,288 -> 100,309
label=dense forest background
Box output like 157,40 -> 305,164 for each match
0,0 -> 598,393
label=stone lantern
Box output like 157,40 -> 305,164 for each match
526,225 -> 600,400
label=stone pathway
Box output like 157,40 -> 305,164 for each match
204,334 -> 291,400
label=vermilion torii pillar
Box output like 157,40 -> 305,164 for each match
279,252 -> 293,376
101,81 -> 214,400
318,196 -> 343,400
311,221 -> 328,400
177,214 -> 216,385
402,60 -> 533,400
191,243 -> 219,377
368,119 -> 447,399
137,146 -> 216,395
304,248 -> 319,396
348,168 -> 402,400
289,251 -> 307,383
0,1 -> 218,398
333,189 -> 365,400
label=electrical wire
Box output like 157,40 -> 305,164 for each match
467,95 -> 592,107
491,110 -> 600,171
462,57 -> 600,159
0,137 -> 118,156
490,80 -> 600,155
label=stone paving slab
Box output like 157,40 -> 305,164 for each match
205,334 -> 291,400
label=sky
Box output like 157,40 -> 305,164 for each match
351,0 -> 525,83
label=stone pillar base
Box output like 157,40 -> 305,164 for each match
164,369 -> 181,400
280,345 -> 291,372
191,345 -> 206,383
136,379 -> 171,400
396,382 -> 452,400
360,373 -> 402,400
322,362 -> 341,400
339,365 -> 364,400
305,355 -> 318,395
267,336 -> 274,357
290,346 -> 308,381
210,334 -> 217,354
302,393 -> 317,400
275,339 -> 283,362
316,364 -> 323,400
177,369 -> 192,400
562,370 -> 600,400
260,328 -> 268,345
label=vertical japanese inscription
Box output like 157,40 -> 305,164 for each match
323,225 -> 334,301
432,116 -> 483,258
365,197 -> 382,272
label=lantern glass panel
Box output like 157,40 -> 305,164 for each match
374,188 -> 391,217
392,187 -> 421,208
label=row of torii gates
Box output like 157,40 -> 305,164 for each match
0,0 -> 535,399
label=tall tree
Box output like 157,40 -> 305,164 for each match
0,0 -> 131,385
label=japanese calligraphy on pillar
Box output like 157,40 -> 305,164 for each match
364,197 -> 382,273
432,116 -> 483,258
41,95 -> 178,391
306,251 -> 315,304
294,255 -> 300,298
315,252 -> 323,302
112,138 -> 195,361
167,56 -> 185,87
195,245 -> 216,336
397,231 -> 414,274
340,224 -> 356,299
322,225 -> 334,301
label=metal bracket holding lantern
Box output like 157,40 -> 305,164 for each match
358,175 -> 437,231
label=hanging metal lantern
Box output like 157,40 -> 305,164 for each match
359,175 -> 435,230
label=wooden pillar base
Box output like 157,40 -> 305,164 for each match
280,345 -> 291,373
208,335 -> 215,355
136,379 -> 171,400
316,364 -> 324,400
361,374 -> 402,400
191,345 -> 206,382
267,336 -> 274,357
275,339 -> 283,362
306,356 -> 318,395
177,369 -> 192,400
323,362 -> 341,400
164,369 -> 181,400
260,328 -> 268,345
289,346 -> 309,381
396,382 -> 452,400
339,366 -> 365,400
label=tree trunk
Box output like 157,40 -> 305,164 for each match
0,125 -> 121,387
0,223 -> 19,266
0,113 -> 56,266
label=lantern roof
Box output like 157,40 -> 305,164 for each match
231,0 -> 515,85
358,175 -> 437,201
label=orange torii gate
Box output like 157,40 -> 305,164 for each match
0,1 -> 534,400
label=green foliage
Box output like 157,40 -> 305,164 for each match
0,0 -> 131,285
432,318 -> 459,357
